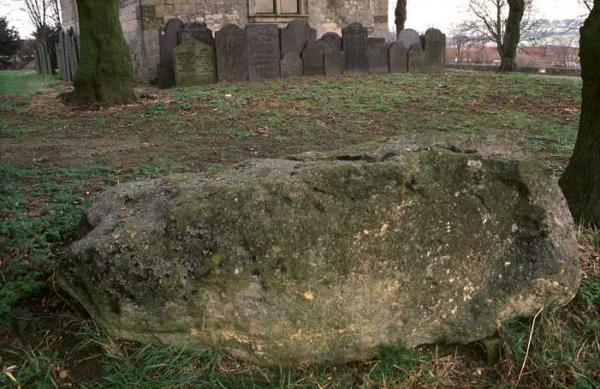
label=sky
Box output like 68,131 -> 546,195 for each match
0,0 -> 590,39
390,0 -> 588,33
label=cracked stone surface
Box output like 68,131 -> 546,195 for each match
58,137 -> 581,366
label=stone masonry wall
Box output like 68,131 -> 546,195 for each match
59,0 -> 388,82
308,0 -> 388,38
60,0 -> 78,32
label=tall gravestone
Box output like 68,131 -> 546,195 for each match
66,28 -> 79,81
216,24 -> 248,82
56,28 -> 78,82
424,28 -> 446,74
408,42 -> 426,74
35,42 -> 52,74
280,53 -> 303,78
174,40 -> 217,87
397,29 -> 421,50
280,19 -> 314,58
368,38 -> 389,74
303,42 -> 325,76
56,33 -> 66,79
319,32 -> 342,52
343,23 -> 368,72
246,24 -> 281,81
179,22 -> 215,46
158,18 -> 184,89
389,42 -> 409,73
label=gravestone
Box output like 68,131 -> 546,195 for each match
179,22 -> 215,46
342,22 -> 368,72
389,42 -> 408,73
303,42 -> 325,76
56,27 -> 79,81
216,24 -> 248,82
56,34 -> 66,79
174,40 -> 217,87
397,28 -> 421,50
280,53 -> 303,78
424,28 -> 446,73
408,42 -> 426,74
319,32 -> 342,52
158,18 -> 184,89
368,38 -> 389,74
280,19 -> 314,57
66,28 -> 79,80
324,50 -> 344,76
246,24 -> 281,81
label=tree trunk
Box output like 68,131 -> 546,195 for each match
499,0 -> 525,71
69,0 -> 135,106
395,0 -> 407,34
559,0 -> 600,226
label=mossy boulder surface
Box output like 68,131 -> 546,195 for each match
59,140 -> 580,366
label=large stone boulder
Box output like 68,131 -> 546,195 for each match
59,139 -> 581,366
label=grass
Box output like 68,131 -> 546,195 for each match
0,71 -> 60,97
0,69 -> 598,387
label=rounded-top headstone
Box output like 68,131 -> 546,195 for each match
158,18 -> 185,89
424,28 -> 446,73
397,28 -> 421,50
281,19 -> 314,58
173,39 -> 217,87
319,32 -> 342,52
159,18 -> 184,63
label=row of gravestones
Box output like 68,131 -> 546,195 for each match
56,28 -> 79,82
34,42 -> 53,75
157,19 -> 446,88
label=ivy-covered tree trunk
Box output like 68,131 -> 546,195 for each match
559,0 -> 600,226
499,0 -> 525,71
395,0 -> 407,34
70,0 -> 135,106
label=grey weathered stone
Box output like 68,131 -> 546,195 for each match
246,24 -> 281,81
158,19 -> 184,89
409,42 -> 426,74
343,22 -> 368,72
179,22 -> 215,46
368,38 -> 389,74
174,40 -> 217,87
324,50 -> 344,76
424,28 -> 446,73
60,138 -> 581,367
216,24 -> 248,82
397,28 -> 421,50
280,52 -> 303,78
319,32 -> 342,52
280,19 -> 314,58
302,42 -> 325,76
389,41 -> 409,73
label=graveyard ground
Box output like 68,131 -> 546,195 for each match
0,70 -> 599,387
